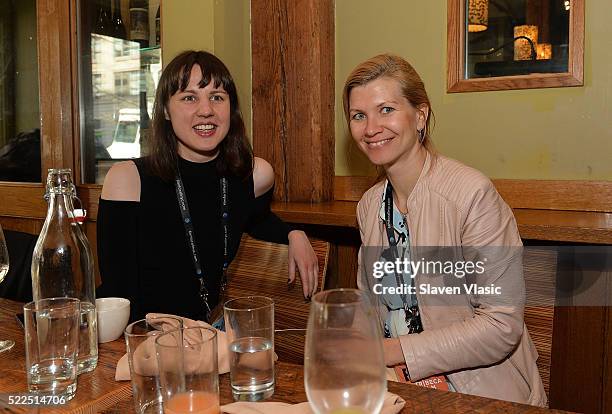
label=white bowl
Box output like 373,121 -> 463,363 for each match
96,297 -> 130,343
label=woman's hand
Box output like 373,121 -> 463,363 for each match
287,230 -> 319,299
383,337 -> 405,367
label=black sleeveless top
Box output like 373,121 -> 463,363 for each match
96,157 -> 290,321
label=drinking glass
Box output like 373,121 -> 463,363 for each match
305,289 -> 386,414
155,327 -> 220,414
224,296 -> 274,401
125,315 -> 183,414
0,224 -> 14,353
24,297 -> 80,401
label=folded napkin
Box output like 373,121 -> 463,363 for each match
221,392 -> 405,414
115,313 -> 230,381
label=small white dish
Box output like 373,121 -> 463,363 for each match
96,297 -> 130,343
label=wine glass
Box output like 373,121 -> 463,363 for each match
305,289 -> 386,414
0,224 -> 15,353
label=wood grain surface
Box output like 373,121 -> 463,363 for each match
334,176 -> 612,213
224,235 -> 329,364
99,363 -> 569,414
251,0 -> 335,203
7,178 -> 608,243
38,0 -> 76,178
271,200 -> 612,244
523,248 -> 558,397
0,299 -> 131,414
493,179 -> 612,213
0,299 -> 570,414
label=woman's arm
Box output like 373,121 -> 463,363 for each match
249,157 -> 319,298
396,179 -> 525,380
101,161 -> 141,201
97,161 -> 141,320
248,157 -> 290,243
252,157 -> 274,198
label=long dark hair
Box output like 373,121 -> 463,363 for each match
147,50 -> 253,181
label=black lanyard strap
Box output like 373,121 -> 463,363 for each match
384,181 -> 423,334
175,171 -> 229,320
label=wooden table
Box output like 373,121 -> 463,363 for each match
0,299 -> 568,413
0,298 -> 131,413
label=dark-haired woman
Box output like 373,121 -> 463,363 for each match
97,50 -> 318,322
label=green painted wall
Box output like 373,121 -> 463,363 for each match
162,0 -> 252,138
162,1 -> 611,180
335,1 -> 612,180
162,0 -> 214,62
213,0 -> 252,138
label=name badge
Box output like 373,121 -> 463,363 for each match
393,364 -> 450,391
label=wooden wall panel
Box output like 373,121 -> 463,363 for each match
334,176 -> 612,213
78,185 -> 102,220
0,216 -> 43,235
494,179 -> 612,212
0,0 -> 75,233
83,221 -> 101,286
251,0 -> 334,202
332,244 -> 359,289
550,307 -> 607,413
334,176 -> 377,202
0,185 -> 47,218
37,0 -> 75,174
604,305 -> 612,414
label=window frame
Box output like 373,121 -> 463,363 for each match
446,0 -> 584,92
0,0 -> 75,220
0,0 -> 162,224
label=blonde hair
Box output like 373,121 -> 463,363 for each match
342,54 -> 435,152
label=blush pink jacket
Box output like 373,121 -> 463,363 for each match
356,152 -> 547,406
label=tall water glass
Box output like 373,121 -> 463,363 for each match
224,296 -> 274,401
305,289 -> 386,414
125,316 -> 183,414
0,224 -> 14,353
156,327 -> 220,414
24,297 -> 80,401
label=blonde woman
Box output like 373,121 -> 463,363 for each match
344,54 -> 546,406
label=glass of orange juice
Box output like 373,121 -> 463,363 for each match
155,327 -> 220,414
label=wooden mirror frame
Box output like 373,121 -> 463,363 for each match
447,0 -> 584,92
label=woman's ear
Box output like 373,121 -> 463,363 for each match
164,108 -> 170,120
416,104 -> 429,130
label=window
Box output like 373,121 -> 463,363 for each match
0,0 -> 41,183
114,38 -> 138,58
114,71 -> 139,96
78,0 -> 161,183
93,73 -> 104,97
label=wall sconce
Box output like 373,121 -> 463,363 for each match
468,0 -> 488,32
514,25 -> 538,60
537,43 -> 552,60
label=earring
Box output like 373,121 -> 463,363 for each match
418,129 -> 425,143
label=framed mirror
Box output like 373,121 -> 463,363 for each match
447,0 -> 584,92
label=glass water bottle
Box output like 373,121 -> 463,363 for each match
31,169 -> 98,374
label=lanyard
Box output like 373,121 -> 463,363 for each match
384,182 -> 423,334
175,172 -> 229,321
